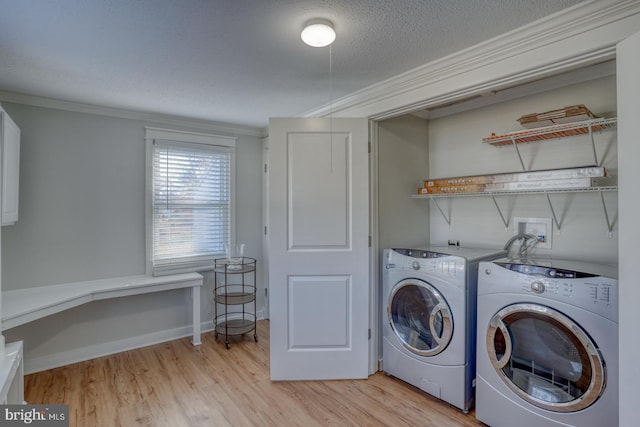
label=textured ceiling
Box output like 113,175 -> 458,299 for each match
0,0 -> 584,129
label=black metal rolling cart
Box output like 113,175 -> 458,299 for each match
213,256 -> 258,348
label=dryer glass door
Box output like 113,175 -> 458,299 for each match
388,279 -> 453,357
486,303 -> 606,412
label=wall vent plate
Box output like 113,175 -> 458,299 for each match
513,217 -> 552,249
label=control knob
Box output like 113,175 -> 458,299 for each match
530,281 -> 545,294
412,261 -> 420,271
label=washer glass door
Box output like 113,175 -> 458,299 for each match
388,278 -> 453,356
486,303 -> 606,412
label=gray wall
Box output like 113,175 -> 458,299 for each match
1,102 -> 264,371
2,105 -> 146,285
377,114 -> 430,251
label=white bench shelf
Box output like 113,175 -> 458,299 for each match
1,273 -> 203,345
0,341 -> 23,404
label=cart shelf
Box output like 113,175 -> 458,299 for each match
212,257 -> 258,349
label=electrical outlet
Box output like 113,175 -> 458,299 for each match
513,217 -> 552,249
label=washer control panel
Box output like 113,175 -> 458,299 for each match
393,248 -> 448,259
385,248 -> 460,278
403,257 -> 458,277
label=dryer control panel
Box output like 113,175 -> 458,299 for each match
499,262 -> 597,279
482,260 -> 618,321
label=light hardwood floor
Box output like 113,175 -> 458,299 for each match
25,320 -> 486,426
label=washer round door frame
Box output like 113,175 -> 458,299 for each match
387,278 -> 454,357
486,303 -> 606,412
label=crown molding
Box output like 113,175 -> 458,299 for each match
302,0 -> 640,121
0,90 -> 266,138
423,60 -> 616,120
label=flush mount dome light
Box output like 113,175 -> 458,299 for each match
301,19 -> 336,47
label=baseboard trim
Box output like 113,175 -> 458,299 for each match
24,312 -> 268,374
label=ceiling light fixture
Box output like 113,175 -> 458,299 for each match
301,19 -> 336,47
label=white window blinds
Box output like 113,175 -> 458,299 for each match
152,140 -> 232,273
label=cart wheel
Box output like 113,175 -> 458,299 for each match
225,342 -> 230,349
254,334 -> 258,342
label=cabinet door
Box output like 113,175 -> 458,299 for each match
1,110 -> 20,225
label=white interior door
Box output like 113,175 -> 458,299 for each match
268,117 -> 369,380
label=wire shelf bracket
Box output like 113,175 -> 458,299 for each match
490,193 -> 510,229
483,117 -> 617,171
600,190 -> 616,235
430,197 -> 451,226
413,186 -> 617,232
545,192 -> 562,232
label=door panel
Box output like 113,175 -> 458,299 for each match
268,117 -> 369,380
288,132 -> 349,249
288,275 -> 351,348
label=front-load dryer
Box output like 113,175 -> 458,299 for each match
382,246 -> 505,412
476,258 -> 618,427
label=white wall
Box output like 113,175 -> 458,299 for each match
0,102 -> 264,371
427,75 -> 618,263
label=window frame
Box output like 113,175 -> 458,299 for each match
145,127 -> 237,275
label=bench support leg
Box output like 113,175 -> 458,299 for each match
191,286 -> 202,345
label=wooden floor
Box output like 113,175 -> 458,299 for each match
25,320 -> 486,426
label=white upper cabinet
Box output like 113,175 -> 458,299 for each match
1,108 -> 20,225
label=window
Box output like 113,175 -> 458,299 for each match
146,128 -> 236,275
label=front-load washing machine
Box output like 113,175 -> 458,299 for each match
476,258 -> 618,427
382,246 -> 506,412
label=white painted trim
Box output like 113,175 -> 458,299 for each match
261,137 -> 270,320
425,60 -> 616,120
616,28 -> 640,427
368,120 -> 380,375
302,0 -> 640,121
144,127 -> 237,147
0,91 -> 266,138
